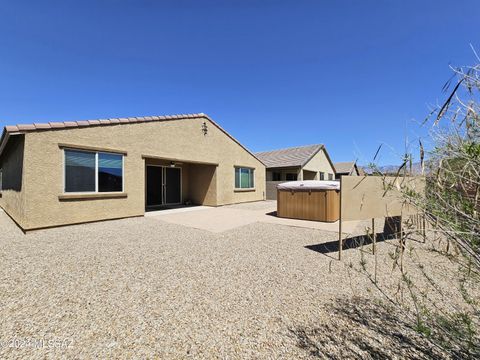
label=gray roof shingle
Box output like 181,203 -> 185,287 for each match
255,144 -> 324,168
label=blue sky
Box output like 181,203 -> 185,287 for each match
0,0 -> 478,166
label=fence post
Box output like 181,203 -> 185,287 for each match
372,218 -> 376,254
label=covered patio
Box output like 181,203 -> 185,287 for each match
142,155 -> 218,211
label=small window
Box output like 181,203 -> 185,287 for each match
64,149 -> 124,193
319,172 -> 325,180
272,172 -> 281,181
286,173 -> 297,181
328,173 -> 333,180
235,167 -> 254,189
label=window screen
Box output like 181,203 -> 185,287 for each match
319,172 -> 325,180
65,150 -> 96,192
64,149 -> 123,193
235,167 -> 254,189
98,153 -> 123,192
328,173 -> 333,180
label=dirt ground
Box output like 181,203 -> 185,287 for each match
0,203 -> 474,359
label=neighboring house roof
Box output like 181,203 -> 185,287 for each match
255,144 -> 327,168
0,113 -> 264,164
334,161 -> 358,175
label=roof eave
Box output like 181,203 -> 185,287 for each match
0,113 -> 266,167
264,165 -> 302,170
0,128 -> 8,158
0,131 -> 24,160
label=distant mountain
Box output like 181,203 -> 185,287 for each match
363,162 -> 425,175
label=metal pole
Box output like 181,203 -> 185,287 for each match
372,218 -> 376,255
339,220 -> 342,260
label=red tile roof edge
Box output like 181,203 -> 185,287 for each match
2,113 -> 207,133
0,113 -> 265,166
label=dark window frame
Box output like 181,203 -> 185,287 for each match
286,173 -> 298,181
64,148 -> 124,193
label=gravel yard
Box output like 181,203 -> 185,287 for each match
0,204 -> 473,359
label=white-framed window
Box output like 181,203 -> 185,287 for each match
328,173 -> 333,181
235,167 -> 254,189
64,149 -> 124,193
319,172 -> 325,180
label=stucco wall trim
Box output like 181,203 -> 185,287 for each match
233,188 -> 256,193
58,143 -> 128,155
233,165 -> 256,169
58,192 -> 128,201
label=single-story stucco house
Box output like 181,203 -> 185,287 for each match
334,161 -> 361,180
0,113 -> 266,231
255,144 -> 335,200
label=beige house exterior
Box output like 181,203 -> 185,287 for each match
334,161 -> 361,180
255,144 -> 336,200
0,113 -> 265,231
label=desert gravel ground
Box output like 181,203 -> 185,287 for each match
0,204 -> 475,359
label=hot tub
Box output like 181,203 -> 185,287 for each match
277,180 -> 340,222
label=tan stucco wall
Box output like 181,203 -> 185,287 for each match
19,117 -> 265,230
188,163 -> 218,206
302,148 -> 335,179
0,135 -> 27,228
302,170 -> 317,180
265,181 -> 284,200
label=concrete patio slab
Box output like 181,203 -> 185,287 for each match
147,200 -> 363,235
145,206 -> 212,216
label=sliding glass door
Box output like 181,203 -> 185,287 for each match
146,166 -> 182,207
165,167 -> 181,204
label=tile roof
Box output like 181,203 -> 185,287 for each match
0,113 -> 263,164
334,161 -> 356,174
255,144 -> 324,168
3,113 -> 208,133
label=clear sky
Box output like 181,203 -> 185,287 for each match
0,0 -> 478,166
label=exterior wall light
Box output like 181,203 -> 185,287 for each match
202,121 -> 208,136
